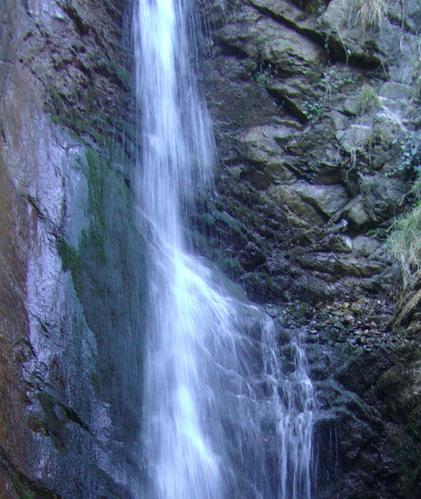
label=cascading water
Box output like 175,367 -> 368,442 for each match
132,0 -> 316,497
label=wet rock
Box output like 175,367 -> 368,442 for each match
241,125 -> 297,182
264,180 -> 349,231
343,195 -> 371,229
318,233 -> 353,253
352,235 -> 381,257
0,0 -> 142,496
295,252 -> 384,278
291,274 -> 335,302
337,124 -> 373,153
292,181 -> 349,218
393,286 -> 421,330
361,174 -> 408,222
268,183 -> 326,224
200,0 -> 419,312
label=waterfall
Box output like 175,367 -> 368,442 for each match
132,0 -> 316,497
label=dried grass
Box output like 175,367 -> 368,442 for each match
355,0 -> 387,31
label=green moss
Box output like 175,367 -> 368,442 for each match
85,150 -> 105,218
57,143 -> 134,293
58,239 -> 81,275
57,147 -> 113,281
244,271 -> 281,296
14,483 -> 36,499
44,66 -> 128,144
213,252 -> 243,277
251,60 -> 277,88
254,72 -> 269,87
217,211 -> 243,233
109,60 -> 132,90
200,199 -> 245,234
230,204 -> 254,222
201,212 -> 217,226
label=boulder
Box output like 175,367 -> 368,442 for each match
293,181 -> 349,218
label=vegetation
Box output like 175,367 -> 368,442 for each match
57,239 -> 81,275
252,61 -> 275,88
357,84 -> 381,114
303,100 -> 324,121
389,202 -> 421,288
354,0 -> 387,31
388,133 -> 421,288
397,136 -> 421,174
389,176 -> 421,289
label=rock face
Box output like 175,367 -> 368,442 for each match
198,0 -> 420,302
0,1 -> 144,496
0,0 -> 420,497
198,0 -> 421,497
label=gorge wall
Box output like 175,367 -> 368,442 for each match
198,0 -> 421,497
0,0 -> 419,497
0,0 -> 143,496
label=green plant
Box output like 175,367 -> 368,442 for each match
57,239 -> 81,274
357,84 -> 381,114
252,60 -> 277,88
397,136 -> 421,174
303,100 -> 323,121
354,0 -> 387,31
253,66 -> 271,88
366,228 -> 380,237
305,0 -> 328,16
389,202 -> 421,288
254,72 -> 269,87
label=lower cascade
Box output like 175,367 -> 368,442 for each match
133,0 -> 316,498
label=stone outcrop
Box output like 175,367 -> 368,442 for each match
198,0 -> 421,496
198,0 -> 420,304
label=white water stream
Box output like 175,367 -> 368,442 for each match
133,0 -> 316,497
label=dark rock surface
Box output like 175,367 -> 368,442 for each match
197,0 -> 420,304
278,300 -> 420,498
198,0 -> 421,497
0,0 -> 143,496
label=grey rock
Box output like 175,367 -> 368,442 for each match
293,181 -> 349,218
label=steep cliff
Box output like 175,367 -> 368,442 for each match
0,1 -> 144,496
